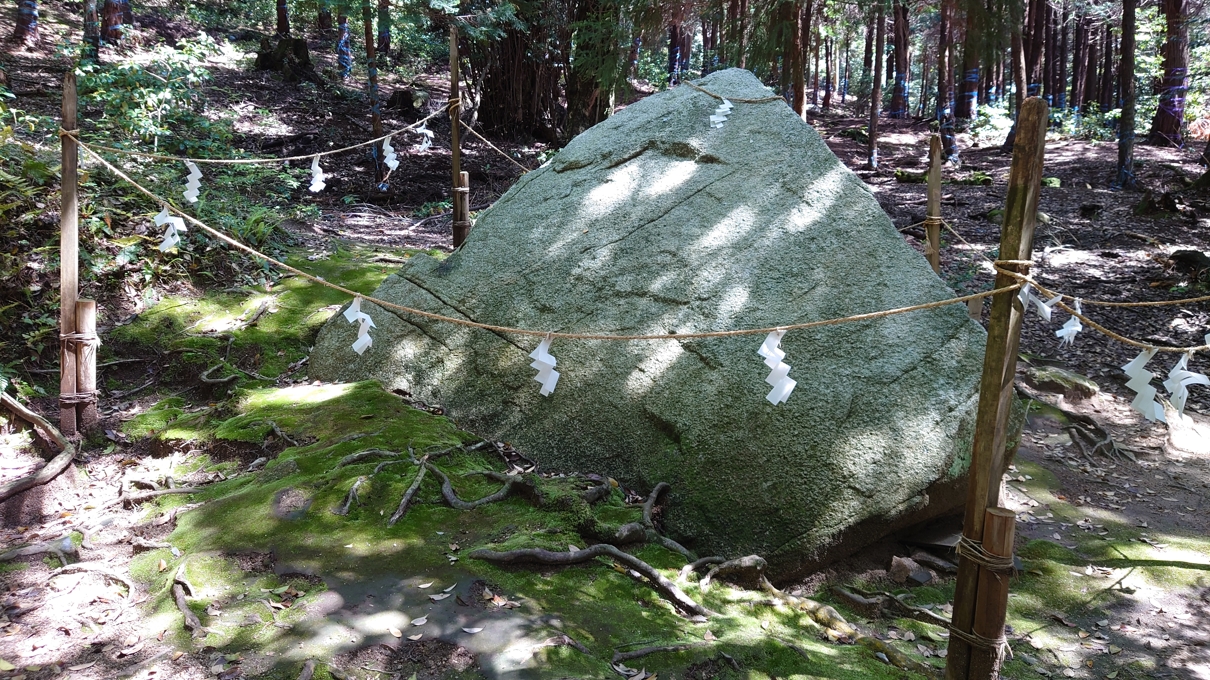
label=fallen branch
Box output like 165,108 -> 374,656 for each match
1,392 -> 68,449
0,536 -> 76,567
51,562 -> 136,598
100,487 -> 199,511
0,393 -> 75,503
110,377 -> 157,399
841,585 -> 953,628
642,482 -> 670,527
173,564 -> 205,638
388,459 -> 427,526
612,642 -> 711,663
332,476 -> 366,516
297,659 -> 317,680
678,556 -> 725,581
469,544 -> 711,618
199,364 -> 239,385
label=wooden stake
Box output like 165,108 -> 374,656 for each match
944,96 -> 1048,680
926,134 -> 943,274
60,73 -> 79,437
75,299 -> 98,431
968,508 -> 1017,679
452,170 -> 471,248
449,25 -> 464,245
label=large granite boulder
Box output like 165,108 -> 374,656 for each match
311,69 -> 991,579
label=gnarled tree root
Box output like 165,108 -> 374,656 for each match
0,393 -> 75,503
612,642 -> 712,663
760,576 -> 940,680
296,659 -> 317,680
173,564 -> 205,638
835,585 -> 953,628
701,555 -> 767,591
388,459 -> 428,526
0,535 -> 76,567
636,482 -> 696,560
332,476 -> 365,516
337,448 -> 399,468
51,562 -> 135,598
426,463 -> 532,510
469,544 -> 712,618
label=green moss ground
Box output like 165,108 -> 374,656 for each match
108,248 -> 1210,680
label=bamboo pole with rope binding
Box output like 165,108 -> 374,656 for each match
449,25 -> 470,248
944,96 -> 1048,680
59,73 -> 80,436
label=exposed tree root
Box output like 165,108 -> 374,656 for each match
388,459 -> 428,526
642,482 -> 670,526
332,476 -> 365,516
760,576 -> 940,680
101,487 -> 199,511
1017,384 -> 1135,462
469,544 -> 712,618
0,393 -> 75,503
426,463 -> 533,510
0,535 -> 76,567
838,585 -> 952,628
297,659 -> 317,680
678,556 -> 725,581
636,482 -> 695,560
612,642 -> 711,663
701,555 -> 767,591
51,562 -> 135,598
199,364 -> 239,385
337,448 -> 400,468
582,477 -> 612,503
173,564 -> 205,638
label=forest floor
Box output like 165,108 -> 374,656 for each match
3,9 -> 1210,680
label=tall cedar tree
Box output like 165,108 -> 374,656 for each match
955,0 -> 982,120
12,0 -> 38,44
1148,0 -> 1189,145
1117,0 -> 1137,188
888,0 -> 909,118
937,0 -> 957,160
868,3 -> 885,169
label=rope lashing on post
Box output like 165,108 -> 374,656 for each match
954,534 -> 1016,574
946,625 -> 1013,663
58,107 -> 445,165
73,138 -> 1024,342
58,331 -> 102,405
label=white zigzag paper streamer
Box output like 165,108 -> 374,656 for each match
309,156 -> 327,193
383,135 -> 399,171
758,329 -> 796,405
1017,284 -> 1061,322
1163,352 -> 1209,416
1055,299 -> 1083,346
182,161 -> 202,204
414,124 -> 434,152
154,207 -> 187,252
528,337 -> 559,396
709,98 -> 734,129
342,297 -> 376,355
1122,348 -> 1166,423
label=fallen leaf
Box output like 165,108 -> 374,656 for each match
0,659 -> 13,672
1109,645 -> 1122,654
158,559 -> 168,572
761,620 -> 770,630
430,593 -> 451,601
68,661 -> 97,671
444,583 -> 457,593
482,588 -> 494,600
704,630 -> 716,641
568,545 -> 580,553
389,627 -> 403,638
463,627 -> 483,634
408,633 -> 423,641
418,582 -> 433,589
172,651 -> 185,661
411,616 -> 428,626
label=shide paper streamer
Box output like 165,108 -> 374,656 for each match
1018,283 -> 1061,322
383,136 -> 400,172
414,125 -> 434,152
182,161 -> 202,204
1055,299 -> 1083,346
709,99 -> 734,129
154,207 -> 187,252
309,156 -> 327,193
529,336 -> 559,396
758,329 -> 796,405
1122,347 -> 1166,423
343,297 -> 376,355
1164,350 -> 1209,416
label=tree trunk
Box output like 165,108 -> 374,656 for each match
276,0 -> 289,36
336,14 -> 352,78
567,0 -> 619,135
822,36 -> 833,109
101,0 -> 123,42
1117,0 -> 1136,188
811,24 -> 821,106
376,0 -> 390,66
791,1 -> 806,115
1082,23 -> 1099,110
738,0 -> 749,68
868,3 -> 885,169
12,0 -> 39,45
83,0 -> 99,59
1069,12 -> 1085,109
889,0 -> 910,118
955,0 -> 981,120
1042,0 -> 1055,105
1057,0 -> 1068,110
918,43 -> 930,116
1001,23 -> 1026,152
937,0 -> 958,160
1023,0 -> 1044,96
1099,23 -> 1114,112
362,0 -> 384,184
1148,0 -> 1188,146
668,23 -> 681,85
317,0 -> 333,32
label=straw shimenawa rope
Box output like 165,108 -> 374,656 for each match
76,139 -> 1016,342
61,108 -> 445,165
459,120 -> 531,173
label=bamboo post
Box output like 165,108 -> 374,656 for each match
968,508 -> 1017,679
75,299 -> 98,430
60,73 -> 79,437
944,96 -> 1048,680
925,134 -> 943,274
453,170 -> 471,247
449,25 -> 465,247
